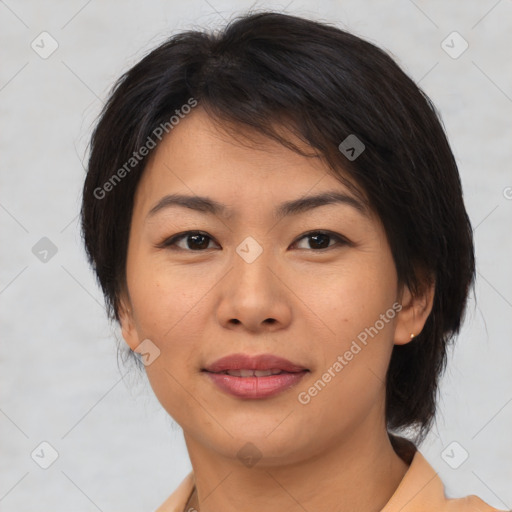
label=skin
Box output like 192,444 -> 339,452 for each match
119,106 -> 435,512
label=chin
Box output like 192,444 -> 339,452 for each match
207,421 -> 317,468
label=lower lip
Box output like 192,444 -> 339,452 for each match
204,371 -> 308,399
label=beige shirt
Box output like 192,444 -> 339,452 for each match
156,446 -> 506,512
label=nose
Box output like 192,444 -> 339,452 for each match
215,238 -> 292,334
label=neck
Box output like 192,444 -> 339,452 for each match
183,422 -> 411,512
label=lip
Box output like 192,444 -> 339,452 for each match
203,353 -> 307,373
202,353 -> 309,399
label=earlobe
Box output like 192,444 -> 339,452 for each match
118,296 -> 139,351
394,279 -> 435,346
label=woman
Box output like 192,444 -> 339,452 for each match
80,11 -> 505,512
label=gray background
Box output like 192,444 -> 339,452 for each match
1,0 -> 511,510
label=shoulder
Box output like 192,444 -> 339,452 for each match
155,471 -> 195,512
384,436 -> 507,512
444,494 -> 508,512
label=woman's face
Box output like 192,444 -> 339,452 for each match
119,107 -> 425,466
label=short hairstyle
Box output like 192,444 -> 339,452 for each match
80,11 -> 475,443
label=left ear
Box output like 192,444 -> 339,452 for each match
394,275 -> 435,346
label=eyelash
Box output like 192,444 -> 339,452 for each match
156,230 -> 351,252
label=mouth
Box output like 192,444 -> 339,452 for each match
203,352 -> 308,373
207,368 -> 291,377
202,353 -> 309,399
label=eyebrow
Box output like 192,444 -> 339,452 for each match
146,191 -> 370,221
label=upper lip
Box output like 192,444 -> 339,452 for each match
203,353 -> 308,373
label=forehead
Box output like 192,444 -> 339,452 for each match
148,108 -> 326,178
134,107 -> 369,218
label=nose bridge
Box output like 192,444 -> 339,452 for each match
232,234 -> 274,292
216,233 -> 290,331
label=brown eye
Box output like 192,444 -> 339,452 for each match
157,231 -> 219,251
292,231 -> 349,251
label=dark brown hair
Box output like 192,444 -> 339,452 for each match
80,11 -> 475,444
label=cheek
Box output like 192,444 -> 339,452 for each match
299,253 -> 398,398
303,252 -> 398,339
127,263 -> 209,427
126,247 -> 209,340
